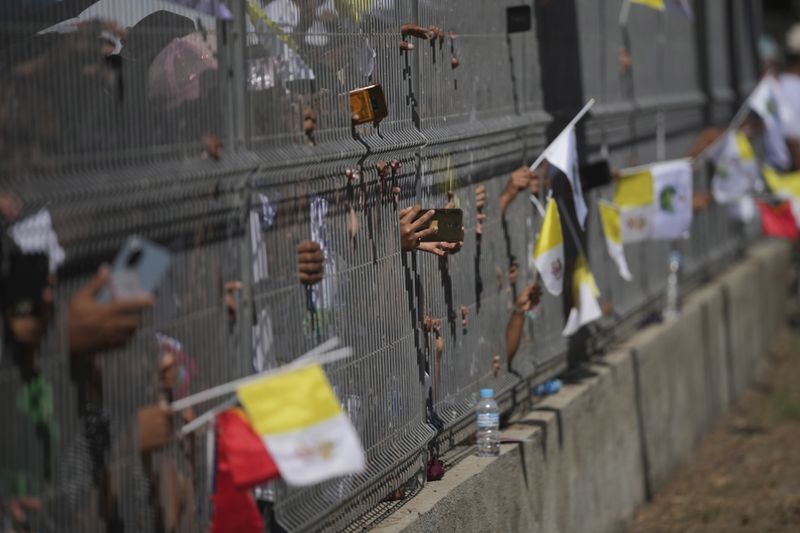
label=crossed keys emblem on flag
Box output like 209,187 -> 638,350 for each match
551,259 -> 563,281
295,440 -> 337,461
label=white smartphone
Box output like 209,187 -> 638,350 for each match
97,236 -> 171,303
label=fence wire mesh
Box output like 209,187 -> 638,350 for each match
0,0 -> 762,532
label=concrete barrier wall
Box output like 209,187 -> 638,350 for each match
372,240 -> 791,533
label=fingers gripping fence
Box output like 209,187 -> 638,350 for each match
0,0 -> 758,531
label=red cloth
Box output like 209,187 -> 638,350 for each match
216,408 -> 279,489
757,200 -> 799,240
210,457 -> 263,533
211,408 -> 279,533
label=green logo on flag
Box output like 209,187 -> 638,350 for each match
659,186 -> 677,213
767,98 -> 779,119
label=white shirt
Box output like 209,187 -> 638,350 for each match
778,72 -> 800,139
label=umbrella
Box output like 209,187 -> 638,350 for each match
38,0 -> 219,34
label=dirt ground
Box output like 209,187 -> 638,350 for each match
629,330 -> 800,533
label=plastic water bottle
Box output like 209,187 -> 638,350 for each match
664,250 -> 682,321
476,388 -> 500,457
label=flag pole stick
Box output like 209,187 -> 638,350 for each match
295,336 -> 341,363
180,397 -> 238,436
619,156 -> 693,176
529,194 -> 546,217
529,98 -> 596,172
170,344 -> 353,412
691,99 -> 753,165
618,0 -> 632,27
178,338 -> 342,436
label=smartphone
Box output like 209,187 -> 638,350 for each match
506,5 -> 532,34
413,208 -> 464,243
349,84 -> 388,125
98,236 -> 171,303
2,252 -> 49,316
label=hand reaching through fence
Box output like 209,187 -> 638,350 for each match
224,281 -> 242,322
399,205 -> 436,250
505,283 -> 542,365
297,240 -> 325,285
418,240 -> 462,257
68,265 -> 154,358
399,205 -> 464,257
475,185 -> 487,235
500,166 -> 535,215
508,262 -> 519,286
693,191 -> 713,212
686,127 -> 726,158
0,495 -> 41,533
531,162 -> 547,195
475,185 -> 487,211
401,24 -> 435,40
0,193 -> 21,223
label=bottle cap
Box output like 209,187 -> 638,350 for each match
480,388 -> 494,399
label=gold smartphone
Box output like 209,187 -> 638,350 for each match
413,208 -> 464,243
349,84 -> 388,125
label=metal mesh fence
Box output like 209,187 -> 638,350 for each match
0,1 -> 762,532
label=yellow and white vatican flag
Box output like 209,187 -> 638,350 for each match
615,159 -> 693,242
563,256 -> 603,337
615,167 -> 655,243
237,364 -> 365,486
598,201 -> 633,282
533,197 -> 565,297
710,131 -> 759,204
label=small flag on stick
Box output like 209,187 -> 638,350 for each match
533,198 -> 565,297
237,364 -> 365,487
529,99 -> 595,229
710,131 -> 759,204
615,159 -> 693,242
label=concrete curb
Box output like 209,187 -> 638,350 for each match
371,241 -> 791,533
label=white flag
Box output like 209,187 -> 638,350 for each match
9,209 -> 65,273
562,256 -> 602,337
749,76 -> 795,171
541,125 -> 588,229
710,131 -> 759,204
